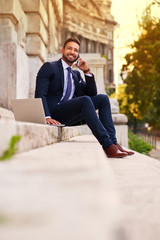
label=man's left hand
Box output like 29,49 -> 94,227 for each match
76,57 -> 91,74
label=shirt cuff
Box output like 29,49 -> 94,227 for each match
45,116 -> 51,119
84,73 -> 93,77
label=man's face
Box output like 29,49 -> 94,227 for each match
62,41 -> 79,65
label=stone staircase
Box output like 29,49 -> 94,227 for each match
0,107 -> 80,156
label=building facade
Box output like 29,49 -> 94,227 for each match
62,0 -> 116,88
0,0 -> 116,109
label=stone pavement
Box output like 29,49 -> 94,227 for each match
0,135 -> 160,240
147,136 -> 160,160
149,149 -> 160,160
109,152 -> 160,240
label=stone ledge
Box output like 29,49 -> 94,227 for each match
0,107 -> 14,120
0,105 -> 128,153
16,121 -> 60,153
61,126 -> 81,141
112,113 -> 128,124
0,120 -> 81,155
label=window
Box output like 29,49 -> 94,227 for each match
109,69 -> 113,83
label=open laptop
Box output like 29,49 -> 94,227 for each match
11,98 -> 65,126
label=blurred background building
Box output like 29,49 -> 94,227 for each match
0,0 -> 116,109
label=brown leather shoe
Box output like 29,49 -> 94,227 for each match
115,143 -> 134,155
104,144 -> 128,158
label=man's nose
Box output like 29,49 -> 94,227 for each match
69,49 -> 76,55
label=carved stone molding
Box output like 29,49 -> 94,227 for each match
63,0 -> 116,45
51,0 -> 63,23
64,0 -> 114,20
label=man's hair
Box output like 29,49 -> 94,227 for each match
63,37 -> 80,49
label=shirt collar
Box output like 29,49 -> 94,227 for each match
61,59 -> 72,70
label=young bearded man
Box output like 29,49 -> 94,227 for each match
35,37 -> 134,158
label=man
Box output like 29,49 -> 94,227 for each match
35,37 -> 134,158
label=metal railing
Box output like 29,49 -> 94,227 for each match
137,132 -> 157,149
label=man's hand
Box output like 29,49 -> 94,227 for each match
76,57 -> 91,74
46,118 -> 62,125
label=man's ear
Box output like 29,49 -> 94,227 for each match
61,48 -> 64,54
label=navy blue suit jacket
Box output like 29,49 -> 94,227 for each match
35,59 -> 97,117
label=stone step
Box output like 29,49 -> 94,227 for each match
0,120 -> 80,156
0,135 -> 124,240
0,107 -> 128,154
0,107 -> 14,120
1,135 -> 160,240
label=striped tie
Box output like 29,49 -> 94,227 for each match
61,67 -> 72,102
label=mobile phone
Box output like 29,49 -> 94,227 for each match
76,54 -> 80,66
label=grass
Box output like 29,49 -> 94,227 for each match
128,131 -> 153,155
0,135 -> 21,161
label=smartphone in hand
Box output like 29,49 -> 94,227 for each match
76,54 -> 80,66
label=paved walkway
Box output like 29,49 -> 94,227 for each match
148,138 -> 160,160
149,148 -> 160,160
0,135 -> 160,240
109,151 -> 160,240
156,137 -> 160,150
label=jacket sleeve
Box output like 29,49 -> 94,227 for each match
35,62 -> 52,116
75,71 -> 97,97
85,74 -> 97,96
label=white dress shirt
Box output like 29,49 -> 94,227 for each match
60,59 -> 75,101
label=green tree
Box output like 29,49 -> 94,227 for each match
121,3 -> 160,130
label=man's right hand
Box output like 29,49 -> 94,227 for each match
46,118 -> 62,125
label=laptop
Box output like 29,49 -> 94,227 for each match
11,98 -> 65,126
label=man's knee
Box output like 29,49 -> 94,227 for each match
80,96 -> 95,109
81,96 -> 92,103
97,94 -> 110,104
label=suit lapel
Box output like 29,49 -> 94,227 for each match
72,71 -> 82,96
72,71 -> 79,88
57,59 -> 64,89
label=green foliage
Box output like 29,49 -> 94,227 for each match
128,131 -> 153,154
0,136 -> 21,161
101,54 -> 107,60
106,87 -> 115,96
121,3 -> 160,130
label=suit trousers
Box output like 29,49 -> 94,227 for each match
53,94 -> 117,149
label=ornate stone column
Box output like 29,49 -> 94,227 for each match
19,0 -> 49,98
19,0 -> 63,98
0,0 -> 29,109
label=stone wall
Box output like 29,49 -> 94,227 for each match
0,0 -> 63,109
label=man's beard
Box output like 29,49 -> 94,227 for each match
63,54 -> 77,64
